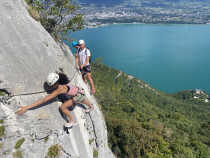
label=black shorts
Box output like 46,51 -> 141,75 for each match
58,94 -> 72,103
80,65 -> 91,76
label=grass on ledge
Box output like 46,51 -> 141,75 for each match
47,144 -> 61,158
25,0 -> 40,21
0,126 -> 5,137
15,138 -> 25,149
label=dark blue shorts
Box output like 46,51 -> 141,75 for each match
80,65 -> 91,76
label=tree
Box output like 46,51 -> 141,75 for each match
26,0 -> 83,40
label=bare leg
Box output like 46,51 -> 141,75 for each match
82,74 -> 88,84
87,73 -> 95,94
60,99 -> 75,123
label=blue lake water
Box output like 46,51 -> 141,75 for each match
67,24 -> 210,93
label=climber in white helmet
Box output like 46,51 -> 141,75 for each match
75,39 -> 96,95
16,72 -> 94,128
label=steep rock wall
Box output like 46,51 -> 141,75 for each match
0,0 -> 115,158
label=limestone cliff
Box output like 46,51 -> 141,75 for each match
0,0 -> 115,158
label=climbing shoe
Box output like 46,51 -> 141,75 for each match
64,122 -> 78,128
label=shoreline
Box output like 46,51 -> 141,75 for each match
85,22 -> 210,29
71,24 -> 210,94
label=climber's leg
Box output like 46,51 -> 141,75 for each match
60,99 -> 77,127
86,72 -> 95,95
82,73 -> 88,83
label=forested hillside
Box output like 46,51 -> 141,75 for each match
92,59 -> 210,158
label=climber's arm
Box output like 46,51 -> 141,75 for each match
16,87 -> 63,115
75,53 -> 79,69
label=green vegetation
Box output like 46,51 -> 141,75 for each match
25,1 -> 40,21
0,91 -> 6,96
15,138 -> 25,149
13,150 -> 22,158
92,60 -> 210,158
0,143 -> 3,149
0,120 -> 4,124
25,0 -> 83,40
89,138 -> 94,145
47,144 -> 60,158
0,126 -> 5,137
93,148 -> 98,158
44,136 -> 49,143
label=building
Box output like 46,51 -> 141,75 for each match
195,89 -> 204,95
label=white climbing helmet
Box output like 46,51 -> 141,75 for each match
47,73 -> 59,86
78,39 -> 85,45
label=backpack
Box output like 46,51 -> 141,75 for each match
78,47 -> 92,64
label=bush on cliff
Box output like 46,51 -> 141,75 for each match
25,0 -> 83,40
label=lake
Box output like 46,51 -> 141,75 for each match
67,24 -> 210,93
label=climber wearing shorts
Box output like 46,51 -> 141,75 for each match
16,72 -> 94,128
75,40 -> 95,95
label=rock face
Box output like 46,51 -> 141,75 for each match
0,0 -> 115,158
